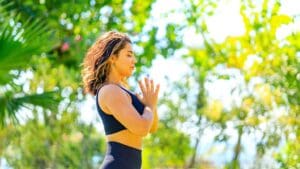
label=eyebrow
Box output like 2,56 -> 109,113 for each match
128,50 -> 133,54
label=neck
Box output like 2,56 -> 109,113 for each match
107,69 -> 122,85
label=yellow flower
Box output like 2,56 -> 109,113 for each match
205,100 -> 223,121
242,97 -> 254,112
255,84 -> 273,106
245,116 -> 259,126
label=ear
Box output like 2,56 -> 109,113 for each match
109,54 -> 117,64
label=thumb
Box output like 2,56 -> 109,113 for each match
135,92 -> 143,101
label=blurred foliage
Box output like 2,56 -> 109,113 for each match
0,0 -> 300,168
0,0 -> 61,126
182,0 -> 300,168
0,109 -> 106,168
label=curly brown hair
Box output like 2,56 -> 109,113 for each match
81,31 -> 131,96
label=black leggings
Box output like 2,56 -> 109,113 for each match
100,141 -> 142,169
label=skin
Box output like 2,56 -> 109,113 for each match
98,42 -> 160,150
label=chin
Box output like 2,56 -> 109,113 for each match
124,72 -> 132,77
128,70 -> 134,76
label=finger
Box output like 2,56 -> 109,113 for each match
135,92 -> 143,102
155,83 -> 160,96
150,79 -> 154,93
144,77 -> 150,92
138,80 -> 146,94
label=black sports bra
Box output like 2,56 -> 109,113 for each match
96,84 -> 145,135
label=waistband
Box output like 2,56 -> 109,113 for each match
107,141 -> 141,154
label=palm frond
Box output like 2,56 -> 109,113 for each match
0,0 -> 60,126
0,0 -> 55,85
16,91 -> 61,112
0,90 -> 62,127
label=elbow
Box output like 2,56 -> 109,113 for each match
149,125 -> 158,133
131,129 -> 149,137
135,130 -> 149,137
131,121 -> 152,136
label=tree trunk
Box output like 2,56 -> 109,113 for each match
187,80 -> 206,168
232,126 -> 243,169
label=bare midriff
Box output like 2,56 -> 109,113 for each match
99,90 -> 144,150
106,130 -> 143,150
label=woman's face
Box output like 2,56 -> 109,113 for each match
111,42 -> 136,77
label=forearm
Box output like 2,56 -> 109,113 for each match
149,107 -> 158,133
141,106 -> 154,124
129,107 -> 154,137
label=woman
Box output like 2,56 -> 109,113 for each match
81,31 -> 160,169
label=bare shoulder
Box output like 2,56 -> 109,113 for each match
98,84 -> 130,104
100,84 -> 122,96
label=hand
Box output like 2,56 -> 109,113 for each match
136,77 -> 160,110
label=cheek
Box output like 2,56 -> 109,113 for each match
116,61 -> 130,74
119,58 -> 131,67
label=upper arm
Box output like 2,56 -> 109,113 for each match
99,85 -> 151,136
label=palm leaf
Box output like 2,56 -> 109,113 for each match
0,1 -> 54,85
0,90 -> 62,127
0,0 -> 60,126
